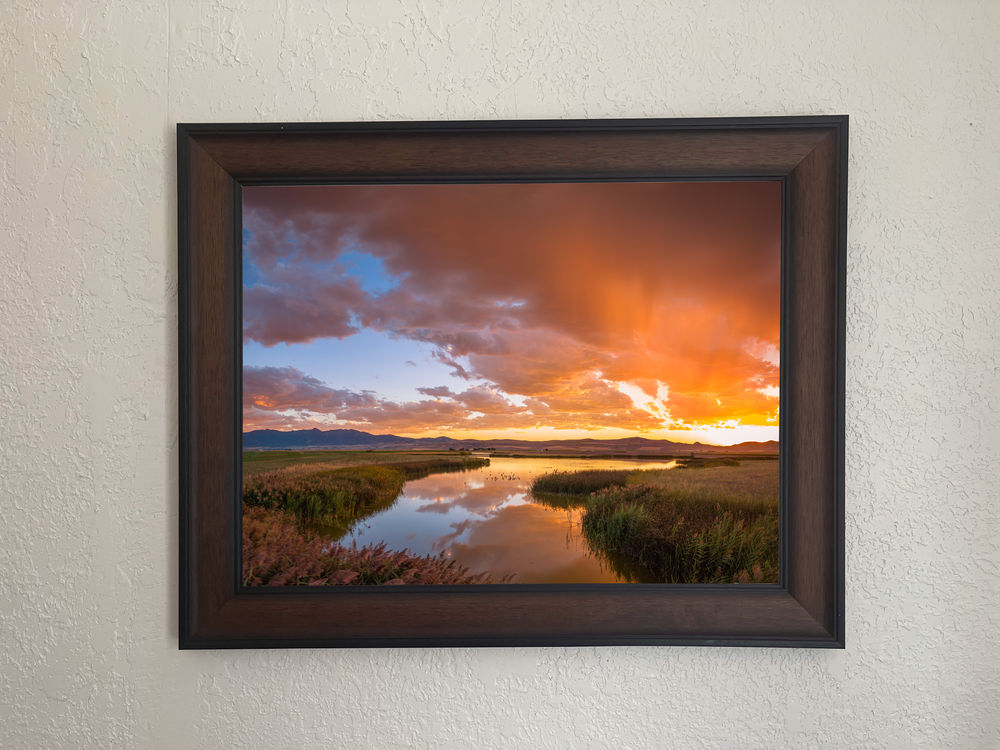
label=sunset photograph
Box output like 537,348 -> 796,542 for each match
240,180 -> 781,585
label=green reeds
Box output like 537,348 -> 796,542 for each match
676,457 -> 741,469
581,484 -> 778,583
242,456 -> 488,535
529,469 -> 631,496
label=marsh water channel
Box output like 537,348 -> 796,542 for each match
339,455 -> 679,583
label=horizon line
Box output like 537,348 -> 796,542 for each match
242,427 -> 778,447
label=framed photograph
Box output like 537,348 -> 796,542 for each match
178,116 -> 846,648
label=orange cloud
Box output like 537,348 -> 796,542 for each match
244,366 -> 667,435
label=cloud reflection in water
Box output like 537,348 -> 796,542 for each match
342,457 -> 675,583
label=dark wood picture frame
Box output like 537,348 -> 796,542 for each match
178,116 -> 846,649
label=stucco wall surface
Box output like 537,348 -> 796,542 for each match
2,1 -> 998,748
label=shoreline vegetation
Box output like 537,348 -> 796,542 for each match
242,453 -> 500,586
243,506 -> 512,586
241,450 -> 779,586
243,455 -> 489,530
530,460 -> 779,584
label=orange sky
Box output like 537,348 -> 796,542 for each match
242,181 -> 781,446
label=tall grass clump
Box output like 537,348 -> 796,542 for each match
530,469 -> 631,496
582,484 -> 778,584
243,464 -> 405,530
393,456 -> 489,479
592,502 -> 650,550
243,506 -> 511,586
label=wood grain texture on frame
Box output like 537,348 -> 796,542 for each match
178,116 -> 847,649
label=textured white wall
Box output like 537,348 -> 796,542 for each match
2,1 -> 998,747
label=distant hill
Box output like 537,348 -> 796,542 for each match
242,428 -> 416,448
242,428 -> 778,455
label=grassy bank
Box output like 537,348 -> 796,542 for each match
242,453 -> 489,536
531,462 -> 778,583
530,469 -> 631,496
676,456 -> 742,469
582,484 -> 777,583
243,449 -> 487,476
243,506 -> 508,585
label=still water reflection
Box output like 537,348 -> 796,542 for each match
340,456 -> 677,583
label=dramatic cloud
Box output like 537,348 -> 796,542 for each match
243,365 -> 665,435
243,277 -> 368,347
245,366 -> 538,434
243,366 -> 376,413
242,181 -> 781,437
